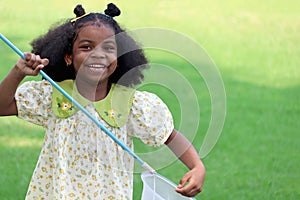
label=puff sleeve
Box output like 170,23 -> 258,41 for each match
15,80 -> 53,127
127,91 -> 174,147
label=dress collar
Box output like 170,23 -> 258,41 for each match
52,80 -> 135,128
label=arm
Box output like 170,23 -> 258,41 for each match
0,52 -> 48,116
165,129 -> 206,197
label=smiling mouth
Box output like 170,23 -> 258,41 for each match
87,64 -> 108,69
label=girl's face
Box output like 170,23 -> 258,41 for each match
65,25 -> 118,86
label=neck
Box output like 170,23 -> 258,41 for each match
75,79 -> 110,102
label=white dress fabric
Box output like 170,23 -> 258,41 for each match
15,80 -> 174,200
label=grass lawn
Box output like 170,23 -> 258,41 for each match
0,0 -> 300,199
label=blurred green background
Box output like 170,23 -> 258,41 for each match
0,0 -> 299,199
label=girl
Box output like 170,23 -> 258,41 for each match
0,3 -> 205,199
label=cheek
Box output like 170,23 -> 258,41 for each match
107,60 -> 118,77
111,59 -> 118,68
108,52 -> 118,68
73,62 -> 81,75
73,55 -> 85,73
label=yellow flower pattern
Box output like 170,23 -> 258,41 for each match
61,102 -> 72,111
105,109 -> 121,119
15,80 -> 174,200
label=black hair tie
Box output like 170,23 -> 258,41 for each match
71,4 -> 88,23
74,4 -> 86,17
104,3 -> 121,17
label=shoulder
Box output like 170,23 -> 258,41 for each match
16,80 -> 52,106
15,80 -> 54,126
16,80 -> 52,99
20,79 -> 51,87
132,90 -> 166,108
128,90 -> 174,146
131,90 -> 173,121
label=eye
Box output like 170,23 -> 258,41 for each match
103,45 -> 116,52
80,45 -> 92,50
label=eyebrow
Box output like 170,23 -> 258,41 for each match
102,39 -> 117,45
78,39 -> 116,45
78,39 -> 93,44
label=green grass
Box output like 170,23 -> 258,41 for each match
1,0 -> 300,199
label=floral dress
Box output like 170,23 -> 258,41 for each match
15,80 -> 174,200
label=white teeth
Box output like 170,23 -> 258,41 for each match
88,64 -> 106,68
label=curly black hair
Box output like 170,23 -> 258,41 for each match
30,3 -> 148,87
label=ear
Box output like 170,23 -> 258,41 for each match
64,54 -> 72,66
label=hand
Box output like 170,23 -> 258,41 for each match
15,52 -> 49,76
175,166 -> 205,197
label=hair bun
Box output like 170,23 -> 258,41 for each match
104,3 -> 121,17
74,4 -> 86,17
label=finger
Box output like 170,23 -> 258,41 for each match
25,53 -> 36,68
183,188 -> 200,197
176,181 -> 193,194
34,56 -> 49,68
30,55 -> 41,70
31,64 -> 45,76
176,180 -> 202,197
175,174 -> 200,196
24,52 -> 32,61
177,173 -> 190,189
41,58 -> 49,66
176,187 -> 196,197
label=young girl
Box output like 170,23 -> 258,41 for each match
0,3 -> 205,199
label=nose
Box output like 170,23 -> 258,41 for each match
90,46 -> 105,59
